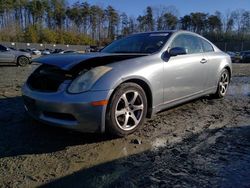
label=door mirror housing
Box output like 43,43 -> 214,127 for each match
169,47 -> 187,56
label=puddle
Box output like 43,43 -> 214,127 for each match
227,77 -> 250,97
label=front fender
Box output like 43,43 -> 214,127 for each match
91,56 -> 164,108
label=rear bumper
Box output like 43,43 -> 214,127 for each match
22,83 -> 112,133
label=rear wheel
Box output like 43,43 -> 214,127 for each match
212,69 -> 230,98
106,83 -> 147,137
17,56 -> 29,66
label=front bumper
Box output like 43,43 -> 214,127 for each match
22,83 -> 112,133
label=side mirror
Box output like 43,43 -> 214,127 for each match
169,47 -> 187,56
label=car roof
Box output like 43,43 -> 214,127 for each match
139,30 -> 205,34
130,30 -> 207,39
132,30 -> 176,35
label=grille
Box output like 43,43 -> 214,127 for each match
27,65 -> 71,92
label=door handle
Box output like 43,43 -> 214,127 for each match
200,58 -> 207,64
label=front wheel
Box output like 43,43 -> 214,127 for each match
212,69 -> 230,98
106,83 -> 147,137
17,56 -> 29,66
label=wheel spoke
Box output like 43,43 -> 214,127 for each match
130,113 -> 139,125
115,109 -> 126,117
133,104 -> 143,111
223,82 -> 229,86
122,114 -> 129,127
221,85 -> 226,93
130,91 -> 138,105
121,93 -> 129,107
219,85 -> 222,91
221,74 -> 225,81
223,74 -> 227,82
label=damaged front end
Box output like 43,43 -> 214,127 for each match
28,53 -> 147,93
27,64 -> 73,92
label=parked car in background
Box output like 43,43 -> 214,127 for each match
85,46 -> 103,52
52,49 -> 63,54
239,51 -> 250,63
41,49 -> 52,55
0,44 -> 31,66
28,48 -> 42,56
226,51 -> 237,63
59,50 -> 79,54
22,30 -> 232,136
234,52 -> 241,62
19,49 -> 32,54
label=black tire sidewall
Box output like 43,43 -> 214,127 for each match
106,83 -> 147,137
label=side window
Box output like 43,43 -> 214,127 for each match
170,34 -> 203,54
201,39 -> 214,52
0,45 -> 6,51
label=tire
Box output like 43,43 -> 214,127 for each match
212,69 -> 230,98
17,56 -> 29,66
106,82 -> 147,137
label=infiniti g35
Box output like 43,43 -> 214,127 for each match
0,44 -> 31,66
22,30 -> 232,136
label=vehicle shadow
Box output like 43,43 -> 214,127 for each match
40,125 -> 250,188
0,64 -> 17,67
0,93 -> 223,159
0,96 -> 115,158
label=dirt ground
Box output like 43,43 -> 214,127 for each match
0,63 -> 250,187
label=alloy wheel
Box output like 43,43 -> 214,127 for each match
219,71 -> 229,96
18,57 -> 29,66
115,90 -> 144,131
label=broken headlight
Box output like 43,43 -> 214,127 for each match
67,66 -> 112,93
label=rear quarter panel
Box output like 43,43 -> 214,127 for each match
204,51 -> 232,90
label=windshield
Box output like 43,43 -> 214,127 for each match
101,33 -> 171,54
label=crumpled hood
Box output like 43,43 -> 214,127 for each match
32,53 -> 147,70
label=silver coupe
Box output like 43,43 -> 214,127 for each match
0,44 -> 31,66
22,30 -> 232,136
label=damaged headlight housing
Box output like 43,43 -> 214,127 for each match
68,66 -> 112,93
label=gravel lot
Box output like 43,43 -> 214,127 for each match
0,63 -> 250,187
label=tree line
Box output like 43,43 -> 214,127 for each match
0,0 -> 250,46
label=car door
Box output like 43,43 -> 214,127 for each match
163,34 -> 208,103
0,45 -> 15,62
